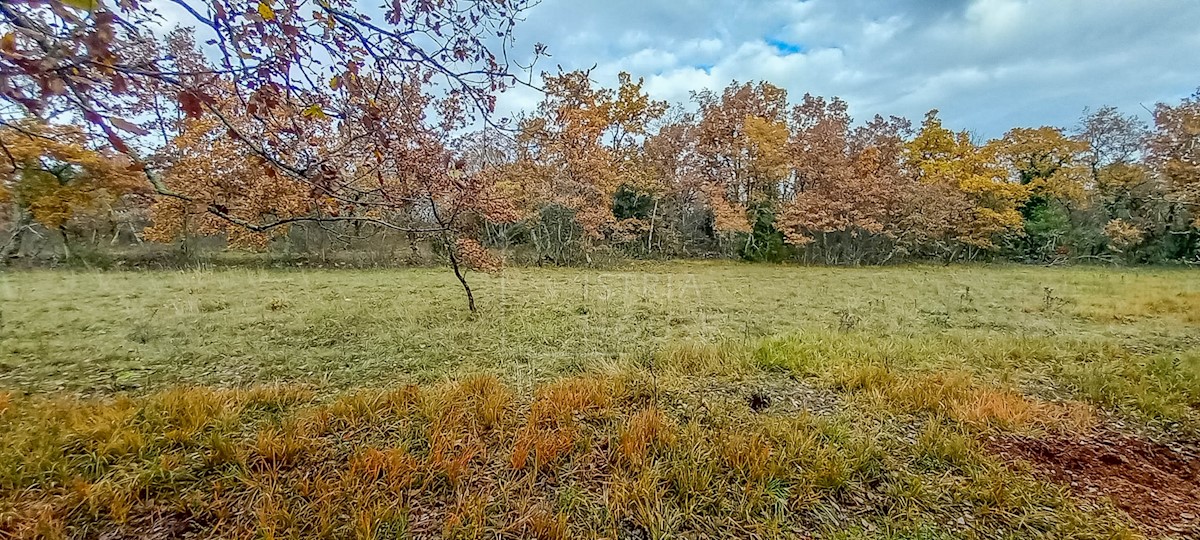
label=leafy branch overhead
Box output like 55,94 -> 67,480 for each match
1,0 -> 543,310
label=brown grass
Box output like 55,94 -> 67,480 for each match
720,432 -> 773,481
511,376 -> 624,471
836,365 -> 1098,432
618,407 -> 675,467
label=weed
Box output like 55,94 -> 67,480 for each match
834,308 -> 862,332
1042,286 -> 1069,311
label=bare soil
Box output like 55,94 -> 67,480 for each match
661,374 -> 845,420
988,432 -> 1200,538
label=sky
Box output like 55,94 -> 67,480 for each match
494,0 -> 1200,138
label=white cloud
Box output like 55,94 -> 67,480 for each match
496,0 -> 1200,137
623,48 -> 679,74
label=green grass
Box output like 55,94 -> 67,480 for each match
2,262 -> 1197,422
0,262 -> 1197,538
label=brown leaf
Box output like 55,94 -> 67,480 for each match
105,131 -> 130,153
179,90 -> 204,118
108,116 -> 149,136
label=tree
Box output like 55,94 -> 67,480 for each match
1145,89 -> 1200,260
990,127 -> 1090,260
515,70 -> 619,241
693,81 -> 789,240
508,71 -> 666,261
1093,162 -> 1170,262
777,96 -> 915,264
1074,106 -> 1148,182
1149,91 -> 1200,223
1,0 -> 541,310
1073,107 -> 1159,261
640,108 -> 709,255
905,111 -> 1029,259
992,127 -> 1088,201
1,120 -> 143,262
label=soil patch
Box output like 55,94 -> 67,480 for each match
988,432 -> 1200,537
661,374 -> 844,421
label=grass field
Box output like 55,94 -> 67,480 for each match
1,263 -> 1198,539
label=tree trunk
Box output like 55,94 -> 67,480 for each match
1,209 -> 31,264
181,212 -> 192,258
425,193 -> 476,312
443,234 -> 476,312
646,199 -> 658,254
407,232 -> 419,258
59,226 -> 72,261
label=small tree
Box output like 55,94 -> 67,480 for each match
1,0 -> 541,310
505,71 -> 666,262
990,127 -> 1090,260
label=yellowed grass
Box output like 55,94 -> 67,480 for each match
1078,290 -> 1200,324
834,366 -> 1098,432
618,407 -> 675,467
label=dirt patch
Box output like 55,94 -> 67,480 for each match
661,375 -> 844,420
988,432 -> 1200,537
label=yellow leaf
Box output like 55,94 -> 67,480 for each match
257,2 -> 275,21
302,104 -> 327,120
62,0 -> 99,11
329,75 -> 340,90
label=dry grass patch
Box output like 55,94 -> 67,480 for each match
511,376 -> 626,472
653,341 -> 752,376
834,366 -> 1098,432
1080,290 -> 1200,324
618,408 -> 675,467
0,376 -> 1138,539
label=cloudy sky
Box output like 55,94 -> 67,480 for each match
495,0 -> 1200,138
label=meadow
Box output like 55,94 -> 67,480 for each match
0,263 -> 1197,539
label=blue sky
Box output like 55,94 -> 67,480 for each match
494,0 -> 1200,138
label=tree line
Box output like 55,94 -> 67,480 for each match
487,73 -> 1199,266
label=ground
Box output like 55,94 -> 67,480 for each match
0,262 -> 1197,539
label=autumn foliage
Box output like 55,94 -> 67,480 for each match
1,0 -> 1199,284
494,79 -> 1198,265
